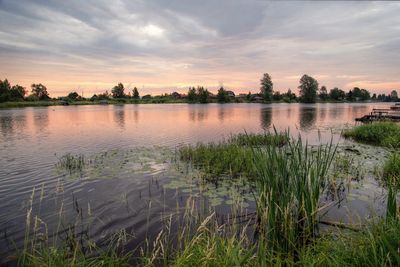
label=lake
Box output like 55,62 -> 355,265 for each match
0,102 -> 390,256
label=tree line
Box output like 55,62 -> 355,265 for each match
0,76 -> 398,104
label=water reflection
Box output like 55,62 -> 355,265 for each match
299,106 -> 317,131
218,105 -> 234,122
33,108 -> 49,135
328,104 -> 344,120
114,106 -> 126,129
260,107 -> 272,129
0,115 -> 13,138
189,105 -> 209,122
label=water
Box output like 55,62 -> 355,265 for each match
0,102 -> 390,257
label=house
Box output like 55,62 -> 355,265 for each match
226,91 -> 235,98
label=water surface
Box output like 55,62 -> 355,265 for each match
0,103 -> 390,256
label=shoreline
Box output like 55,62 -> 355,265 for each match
0,99 -> 389,109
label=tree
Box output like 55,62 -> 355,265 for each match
197,86 -> 209,103
10,85 -> 26,100
67,91 -> 80,100
0,79 -> 11,102
111,83 -> 125,98
273,91 -> 282,101
319,85 -> 328,101
260,73 -> 273,102
329,87 -> 345,101
31,83 -> 50,100
298,75 -> 318,103
217,86 -> 229,103
390,90 -> 398,101
282,88 -> 297,103
132,87 -> 140,99
187,87 -> 197,103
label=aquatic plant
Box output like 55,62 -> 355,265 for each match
301,219 -> 400,266
56,153 -> 86,174
177,132 -> 288,181
252,137 -> 336,259
343,122 -> 400,148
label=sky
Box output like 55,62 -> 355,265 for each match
0,0 -> 399,97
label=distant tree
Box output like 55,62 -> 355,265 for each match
390,90 -> 398,101
298,74 -> 318,103
272,91 -> 283,101
359,89 -> 370,101
132,87 -> 140,99
187,87 -> 197,103
346,90 -> 354,102
283,88 -> 297,102
217,86 -> 229,103
67,91 -> 80,101
197,86 -> 209,103
112,83 -> 125,98
9,85 -> 26,100
31,83 -> 50,100
246,91 -> 252,102
329,87 -> 345,101
0,79 -> 11,102
260,73 -> 273,102
319,85 -> 328,101
372,93 -> 377,100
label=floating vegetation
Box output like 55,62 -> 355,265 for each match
343,122 -> 400,149
55,147 -> 173,180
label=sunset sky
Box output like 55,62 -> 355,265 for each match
0,0 -> 399,97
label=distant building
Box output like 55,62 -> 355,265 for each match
226,91 -> 235,98
171,92 -> 182,99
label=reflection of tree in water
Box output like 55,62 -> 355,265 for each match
328,105 -> 344,120
33,108 -> 49,134
299,106 -> 317,131
218,105 -> 234,122
319,105 -> 327,121
260,107 -> 272,129
188,106 -> 209,122
114,107 -> 125,129
0,115 -> 14,138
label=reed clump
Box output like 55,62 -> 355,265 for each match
178,132 -> 288,181
57,153 -> 86,174
342,122 -> 400,148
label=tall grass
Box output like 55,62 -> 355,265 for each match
342,122 -> 400,148
57,153 -> 86,174
252,137 -> 336,260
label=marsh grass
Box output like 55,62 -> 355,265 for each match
56,153 -> 86,174
342,122 -> 400,148
252,136 -> 336,259
178,132 -> 288,181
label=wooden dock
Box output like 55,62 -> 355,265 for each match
356,108 -> 400,122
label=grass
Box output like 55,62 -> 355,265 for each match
342,122 -> 400,148
383,153 -> 400,183
177,132 -> 288,181
252,136 -> 336,259
301,219 -> 400,266
56,153 -> 86,174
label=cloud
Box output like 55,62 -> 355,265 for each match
0,0 -> 399,96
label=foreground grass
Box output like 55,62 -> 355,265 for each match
342,122 -> 400,148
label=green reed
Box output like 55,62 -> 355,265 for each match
57,153 -> 86,174
251,136 -> 336,260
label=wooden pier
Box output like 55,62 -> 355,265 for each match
356,107 -> 400,123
